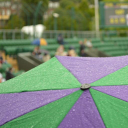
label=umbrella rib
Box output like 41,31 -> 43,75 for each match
91,84 -> 128,87
90,88 -> 128,103
57,91 -> 84,127
90,65 -> 128,85
89,89 -> 106,128
90,88 -> 128,128
0,88 -> 80,94
0,89 -> 81,126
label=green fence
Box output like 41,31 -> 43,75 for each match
1,29 -> 128,40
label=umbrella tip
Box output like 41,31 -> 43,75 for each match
80,84 -> 91,90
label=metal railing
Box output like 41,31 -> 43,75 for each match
0,29 -> 31,40
0,29 -> 98,40
42,30 -> 97,39
0,29 -> 128,40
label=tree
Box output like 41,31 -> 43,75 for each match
78,0 -> 94,29
22,0 -> 49,7
44,0 -> 94,31
21,0 -> 49,25
5,15 -> 25,29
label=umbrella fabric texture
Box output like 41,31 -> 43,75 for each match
32,38 -> 47,46
0,56 -> 128,128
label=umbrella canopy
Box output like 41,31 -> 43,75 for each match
0,56 -> 128,128
32,38 -> 47,46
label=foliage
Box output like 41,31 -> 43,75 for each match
5,15 -> 25,29
100,0 -> 128,2
22,0 -> 49,7
44,0 -> 95,31
2,0 -> 128,31
21,0 -> 49,25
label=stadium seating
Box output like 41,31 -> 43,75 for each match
103,37 -> 128,56
0,63 -> 11,73
2,39 -> 82,57
0,40 -> 32,50
1,37 -> 128,57
13,70 -> 24,77
2,70 -> 24,79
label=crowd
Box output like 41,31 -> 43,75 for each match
56,34 -> 93,57
0,51 -> 14,83
32,46 -> 51,62
55,45 -> 77,57
32,34 -> 93,62
0,35 -> 93,83
79,39 -> 93,57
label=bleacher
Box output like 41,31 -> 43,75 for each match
0,63 -> 24,79
0,37 -> 127,79
0,38 -> 101,57
103,37 -> 128,56
0,39 -> 81,57
0,63 -> 11,73
0,37 -> 128,58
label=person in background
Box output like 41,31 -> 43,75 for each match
0,73 -> 5,83
80,49 -> 88,57
0,51 -> 4,64
57,34 -> 65,45
43,52 -> 51,62
55,45 -> 67,56
79,41 -> 86,56
0,73 -> 3,83
32,46 -> 41,56
67,46 -> 77,57
6,67 -> 14,81
32,46 -> 42,60
0,63 -> 2,69
84,39 -> 93,49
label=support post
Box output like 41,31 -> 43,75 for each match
94,0 -> 100,38
33,1 -> 42,39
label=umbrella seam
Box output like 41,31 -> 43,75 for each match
56,56 -> 82,85
91,88 -> 128,103
57,91 -> 84,128
89,89 -> 107,128
0,90 -> 80,126
90,65 -> 128,86
91,84 -> 128,87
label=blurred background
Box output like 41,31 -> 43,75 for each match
0,0 -> 128,82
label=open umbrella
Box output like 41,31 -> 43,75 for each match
0,56 -> 128,128
32,38 -> 47,46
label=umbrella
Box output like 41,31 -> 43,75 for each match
32,38 -> 47,46
0,56 -> 128,128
